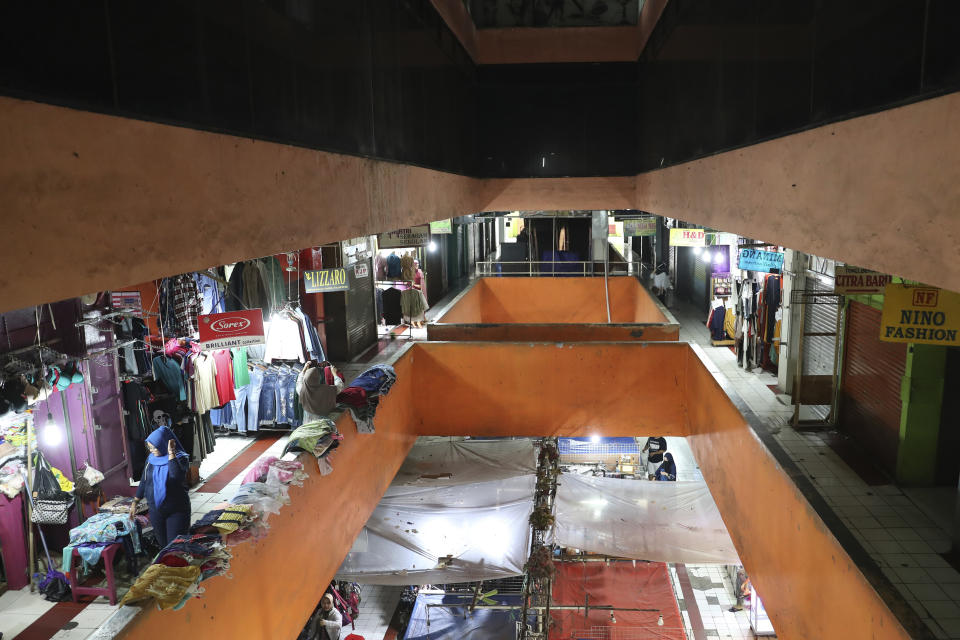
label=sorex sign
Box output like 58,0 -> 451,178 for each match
199,309 -> 266,350
880,284 -> 960,346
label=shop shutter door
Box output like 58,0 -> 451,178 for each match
693,259 -> 708,308
800,278 -> 839,420
839,301 -> 906,475
345,258 -> 376,359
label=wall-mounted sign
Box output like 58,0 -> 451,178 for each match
429,219 -> 452,234
713,273 -> 733,297
110,291 -> 143,317
879,284 -> 960,346
834,265 -> 893,295
304,268 -> 349,293
669,228 -> 706,247
379,225 -> 430,248
354,262 -> 369,279
624,218 -> 657,237
199,309 -> 265,350
738,248 -> 784,273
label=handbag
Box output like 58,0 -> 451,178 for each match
31,496 -> 74,525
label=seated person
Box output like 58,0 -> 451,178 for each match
655,452 -> 677,481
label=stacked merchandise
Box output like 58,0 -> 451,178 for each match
121,457 -> 306,611
706,299 -> 729,341
0,414 -> 33,498
282,419 -> 343,474
336,364 -> 397,434
60,512 -> 143,575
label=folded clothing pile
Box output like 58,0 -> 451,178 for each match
241,456 -> 307,487
121,564 -> 203,611
282,419 -> 342,474
155,534 -> 232,582
336,364 -> 396,434
190,504 -> 256,535
61,512 -> 142,574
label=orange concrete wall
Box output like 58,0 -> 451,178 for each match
682,347 -> 911,640
436,277 -> 669,323
408,341 -> 689,436
117,351 -> 420,640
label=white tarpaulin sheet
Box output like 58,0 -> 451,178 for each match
337,475 -> 535,585
390,438 -> 536,486
554,475 -> 739,564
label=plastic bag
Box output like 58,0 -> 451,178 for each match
32,451 -> 70,501
82,465 -> 104,486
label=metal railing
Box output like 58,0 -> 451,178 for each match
476,261 -> 647,278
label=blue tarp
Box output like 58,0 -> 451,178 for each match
404,593 -> 531,640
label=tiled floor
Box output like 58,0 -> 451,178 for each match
349,585 -> 403,639
668,563 -> 754,639
672,300 -> 960,639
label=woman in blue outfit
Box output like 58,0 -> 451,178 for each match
129,425 -> 191,547
655,452 -> 677,481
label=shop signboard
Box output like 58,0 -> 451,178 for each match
379,225 -> 431,248
624,217 -> 657,237
354,262 -> 369,279
429,219 -> 452,234
110,291 -> 143,317
738,248 -> 784,273
199,309 -> 265,350
834,265 -> 892,295
304,268 -> 349,293
879,284 -> 960,346
669,228 -> 706,247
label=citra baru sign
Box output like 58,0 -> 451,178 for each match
879,284 -> 960,346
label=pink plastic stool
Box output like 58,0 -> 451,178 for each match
68,542 -> 122,605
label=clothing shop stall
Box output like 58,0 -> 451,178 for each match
375,227 -> 431,334
319,239 -> 378,362
0,297 -> 136,590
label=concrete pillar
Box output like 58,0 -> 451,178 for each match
897,344 -> 947,485
778,250 -> 807,395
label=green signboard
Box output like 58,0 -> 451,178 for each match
624,218 -> 657,237
430,219 -> 453,234
304,268 -> 348,293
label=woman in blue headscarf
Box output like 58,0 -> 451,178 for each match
655,452 -> 677,481
129,424 -> 191,547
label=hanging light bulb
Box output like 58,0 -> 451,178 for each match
427,241 -> 438,252
692,247 -> 703,257
610,612 -> 617,624
43,412 -> 63,447
285,252 -> 298,272
657,614 -> 664,627
712,250 -> 724,265
590,435 -> 600,443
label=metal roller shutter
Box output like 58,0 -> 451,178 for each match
839,301 -> 907,476
801,278 -> 839,420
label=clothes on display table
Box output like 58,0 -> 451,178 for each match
337,364 -> 397,434
60,512 -> 143,574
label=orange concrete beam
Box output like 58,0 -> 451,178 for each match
683,347 -> 912,640
635,91 -> 960,293
0,97 -> 481,313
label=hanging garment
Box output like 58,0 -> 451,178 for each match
170,274 -> 201,337
263,315 -> 307,363
192,353 -> 220,414
194,270 -> 225,316
401,289 -> 428,323
231,347 -> 250,388
256,257 -> 287,316
294,307 -> 325,361
400,253 -> 415,281
242,261 -> 269,311
386,253 -> 402,279
375,253 -> 387,280
224,263 -> 246,312
122,381 -> 153,481
382,288 -> 403,324
212,350 -> 236,406
153,356 -> 187,401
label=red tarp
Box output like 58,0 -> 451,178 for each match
549,561 -> 685,640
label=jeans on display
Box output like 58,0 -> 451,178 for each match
276,368 -> 299,426
210,403 -> 232,427
283,369 -> 300,427
258,369 -> 279,426
246,367 -> 264,432
229,383 -> 249,434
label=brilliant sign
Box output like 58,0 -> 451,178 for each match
669,228 -> 706,247
879,284 -> 960,346
738,248 -> 784,273
834,265 -> 893,295
198,309 -> 265,350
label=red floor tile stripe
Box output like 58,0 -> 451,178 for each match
674,563 -> 707,640
13,599 -> 89,640
196,435 -> 281,493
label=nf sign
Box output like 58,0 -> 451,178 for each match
880,284 -> 960,346
199,309 -> 265,350
669,228 -> 706,247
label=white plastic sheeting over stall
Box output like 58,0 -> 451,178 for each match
554,475 -> 739,564
337,475 -> 535,585
390,438 -> 536,486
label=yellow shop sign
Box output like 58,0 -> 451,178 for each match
669,228 -> 706,247
879,284 -> 960,346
